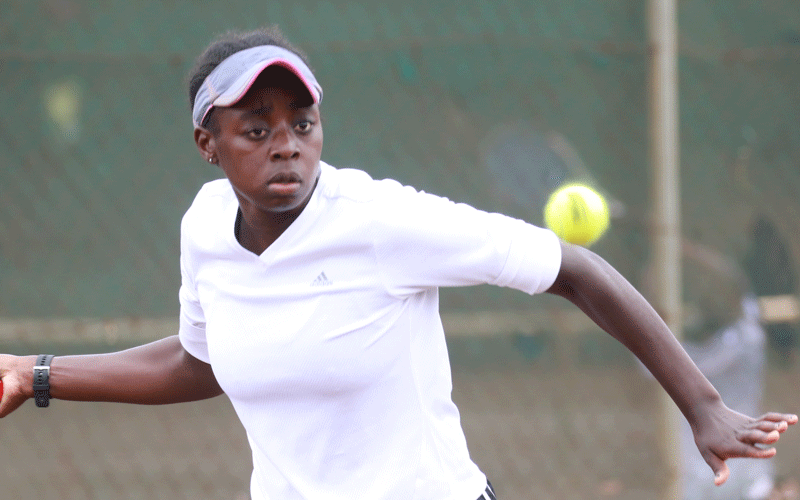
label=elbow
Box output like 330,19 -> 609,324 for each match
546,242 -> 604,301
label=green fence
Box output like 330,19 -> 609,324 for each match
3,0 -> 798,319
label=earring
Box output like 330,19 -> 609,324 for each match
208,157 -> 214,163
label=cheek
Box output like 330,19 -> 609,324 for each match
220,135 -> 259,159
220,152 -> 267,187
308,129 -> 323,159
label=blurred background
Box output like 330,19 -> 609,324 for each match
1,0 -> 799,499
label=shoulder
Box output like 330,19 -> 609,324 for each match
193,178 -> 234,203
317,162 -> 412,206
181,179 -> 234,233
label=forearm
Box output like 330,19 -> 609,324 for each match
548,244 -> 721,424
20,336 -> 223,405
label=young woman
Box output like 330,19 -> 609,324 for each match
0,27 -> 795,500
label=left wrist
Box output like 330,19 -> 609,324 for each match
32,354 -> 55,407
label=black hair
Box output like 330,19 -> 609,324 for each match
186,26 -> 311,131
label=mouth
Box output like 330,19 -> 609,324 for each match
266,172 -> 302,196
268,172 -> 302,184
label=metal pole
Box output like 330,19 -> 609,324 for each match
648,0 -> 683,498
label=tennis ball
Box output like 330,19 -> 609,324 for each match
544,184 -> 610,246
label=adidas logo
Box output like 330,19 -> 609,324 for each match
311,272 -> 333,287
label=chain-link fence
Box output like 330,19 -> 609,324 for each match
2,0 -> 799,498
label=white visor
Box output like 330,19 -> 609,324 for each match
192,45 -> 322,128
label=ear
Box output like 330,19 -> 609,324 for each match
194,126 -> 217,164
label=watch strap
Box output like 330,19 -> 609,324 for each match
33,354 -> 54,408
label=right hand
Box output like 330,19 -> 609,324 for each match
0,354 -> 36,418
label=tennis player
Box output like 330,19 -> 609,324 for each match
0,27 -> 795,500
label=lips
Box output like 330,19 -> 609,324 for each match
268,172 -> 302,185
266,171 -> 302,196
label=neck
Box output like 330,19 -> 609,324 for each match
235,206 -> 302,255
233,172 -> 319,255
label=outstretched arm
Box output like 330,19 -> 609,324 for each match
546,241 -> 797,486
0,336 -> 223,418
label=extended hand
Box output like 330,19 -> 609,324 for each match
692,403 -> 797,486
0,354 -> 36,418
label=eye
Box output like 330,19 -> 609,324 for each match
295,120 -> 313,133
248,128 -> 268,139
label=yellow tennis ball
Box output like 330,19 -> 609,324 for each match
544,184 -> 610,246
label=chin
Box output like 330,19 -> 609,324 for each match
265,194 -> 309,215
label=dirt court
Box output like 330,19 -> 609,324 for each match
2,352 -> 798,499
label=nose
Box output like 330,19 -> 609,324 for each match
270,127 -> 300,161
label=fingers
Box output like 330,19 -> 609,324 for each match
714,464 -> 729,487
732,426 -> 781,460
759,412 -> 799,425
742,413 -> 798,443
701,449 -> 730,486
695,408 -> 797,488
751,419 -> 790,433
719,439 -> 778,460
738,442 -> 778,459
738,428 -> 782,446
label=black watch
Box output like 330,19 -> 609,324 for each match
33,354 -> 55,408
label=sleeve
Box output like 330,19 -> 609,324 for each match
371,181 -> 562,297
177,216 -> 211,364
